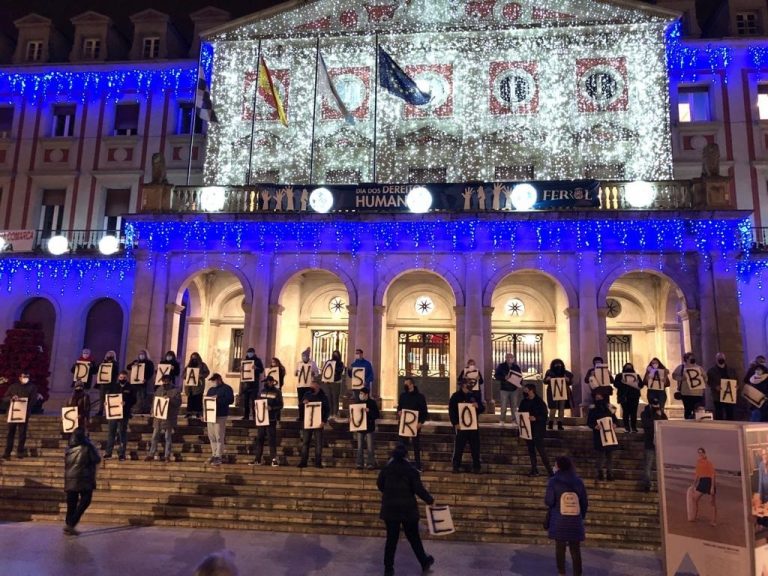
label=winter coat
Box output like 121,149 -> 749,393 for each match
349,358 -> 374,386
397,388 -> 429,424
377,457 -> 434,522
518,393 -> 548,439
206,383 -> 235,418
587,402 -> 619,452
448,389 -> 485,426
126,358 -> 155,392
64,436 -> 101,492
494,361 -> 522,392
66,391 -> 91,429
3,381 -> 38,417
257,385 -> 284,423
351,397 -> 381,433
184,361 -> 210,395
153,385 -> 182,429
299,387 -> 330,427
545,469 -> 588,542
614,372 -> 643,405
706,364 -> 738,393
544,368 -> 574,408
640,405 -> 667,450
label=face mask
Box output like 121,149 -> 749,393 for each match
468,364 -> 475,368
166,355 -> 173,361
139,354 -> 146,360
689,358 -> 696,365
82,352 -> 90,358
246,352 -> 254,359
651,362 -> 659,369
717,359 -> 725,365
404,385 -> 411,392
119,378 -> 127,383
20,377 -> 29,384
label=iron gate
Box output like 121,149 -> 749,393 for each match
491,333 -> 543,375
397,332 -> 450,404
311,330 -> 348,365
606,334 -> 632,375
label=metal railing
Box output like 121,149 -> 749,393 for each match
597,181 -> 694,210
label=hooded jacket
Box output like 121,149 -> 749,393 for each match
64,430 -> 101,492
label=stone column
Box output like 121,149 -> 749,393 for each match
243,253 -> 270,357
697,257 -> 718,364
706,256 -> 745,375
265,304 -> 284,359
346,304 -> 358,368
354,253 -> 376,364
454,305 -> 466,392
577,254 -> 601,412
678,308 -> 701,360
482,306 -> 495,410
127,249 -> 170,362
372,305 -> 386,401
563,307 -> 582,417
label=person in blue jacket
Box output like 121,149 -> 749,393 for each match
205,373 -> 234,466
545,455 -> 588,576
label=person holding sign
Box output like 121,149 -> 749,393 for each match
586,392 -> 619,481
747,364 -> 768,421
295,348 -> 319,407
672,352 -> 707,420
458,359 -> 484,390
70,348 -> 96,390
706,352 -> 738,421
642,358 -> 671,411
352,386 -> 381,470
95,350 -> 119,418
249,375 -> 283,467
614,363 -> 643,433
103,371 -> 135,461
66,381 -> 91,433
2,371 -> 40,459
322,350 -> 345,419
349,348 -> 375,400
63,427 -> 101,536
544,456 -> 588,576
146,374 -> 182,462
494,353 -> 522,425
268,357 -> 286,389
160,350 -> 181,383
640,397 -> 667,492
240,347 -> 265,421
205,374 -> 235,466
544,359 -> 573,431
184,352 -> 210,421
126,349 -> 155,416
584,356 -> 614,405
519,382 -> 553,477
297,379 -> 330,468
377,444 -> 435,576
690,447 -> 717,526
449,378 -> 485,473
396,377 -> 429,471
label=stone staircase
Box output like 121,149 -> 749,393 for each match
0,413 -> 660,550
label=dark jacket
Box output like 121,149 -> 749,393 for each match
104,380 -> 135,418
258,384 -> 284,423
64,433 -> 101,492
544,368 -> 574,408
206,383 -> 235,418
640,404 -> 668,450
242,354 -> 265,387
614,371 -> 643,405
448,389 -> 485,427
158,359 -> 181,382
587,402 -> 619,452
66,390 -> 91,429
377,457 -> 434,522
153,385 -> 182,428
349,358 -> 374,385
494,361 -> 522,392
397,387 -> 429,424
329,358 -> 345,383
545,469 -> 588,542
518,393 -> 548,439
584,367 -> 614,399
299,387 -> 330,427
3,381 -> 38,416
706,364 -> 738,393
184,361 -> 210,394
352,397 -> 381,433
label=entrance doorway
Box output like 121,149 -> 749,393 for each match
397,331 -> 450,403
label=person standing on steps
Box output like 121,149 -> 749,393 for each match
642,358 -> 671,411
640,396 -> 667,492
349,348 -> 375,401
494,353 -> 522,425
184,352 -> 210,421
587,391 -> 619,481
64,427 -> 101,536
250,375 -> 283,467
519,382 -> 553,477
544,359 -> 573,430
146,374 -> 182,462
545,456 -> 588,576
706,352 -> 738,421
3,371 -> 41,459
449,378 -> 485,473
377,444 -> 435,576
103,370 -> 135,461
396,377 -> 429,471
205,373 -> 234,466
67,381 -> 91,433
96,350 -> 119,418
673,352 -> 707,420
297,378 -> 330,468
353,386 -> 380,470
295,348 -> 319,407
615,362 -> 643,433
240,347 -> 264,422
126,349 -> 154,415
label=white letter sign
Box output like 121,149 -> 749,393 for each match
551,377 -> 568,402
155,363 -> 172,386
304,401 -> 323,429
203,396 -> 217,423
457,403 -> 478,431
297,363 -> 312,386
349,403 -> 368,432
426,505 -> 455,536
719,379 -> 737,404
105,394 -> 123,420
350,367 -> 365,390
73,361 -> 90,383
321,360 -> 336,383
97,363 -> 113,385
597,416 -> 618,446
517,412 -> 532,440
647,368 -> 666,391
743,384 -> 767,408
590,364 -> 611,389
621,373 -> 639,389
683,367 -> 705,396
253,399 -> 269,426
265,367 -> 280,382
506,370 -> 523,389
463,368 -> 479,383
7,398 -> 28,423
62,406 -> 78,432
240,360 -> 255,382
152,395 -> 169,420
398,409 -> 419,437
130,363 -> 145,385
184,367 -> 200,387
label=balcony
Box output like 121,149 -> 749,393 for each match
0,229 -> 135,256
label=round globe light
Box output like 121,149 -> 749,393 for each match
199,186 -> 227,212
47,235 -> 69,255
98,234 -> 120,255
406,186 -> 432,213
624,181 -> 656,209
309,187 -> 334,213
0,236 -> 7,252
510,183 -> 538,211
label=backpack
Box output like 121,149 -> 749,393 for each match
560,491 -> 581,516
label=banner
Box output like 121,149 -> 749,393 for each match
622,373 -> 640,389
203,397 -> 217,422
398,409 -> 419,437
350,367 -> 365,390
457,403 -> 478,431
506,370 -> 523,389
241,360 -> 255,382
596,416 -> 618,446
426,505 -> 455,535
0,229 -> 35,252
155,363 -> 173,386
297,363 -> 313,387
7,398 -> 28,423
73,361 -> 90,383
551,377 -> 568,401
648,368 -> 667,391
321,360 -> 336,383
719,379 -> 738,404
184,366 -> 201,387
682,367 -> 706,397
97,363 -> 113,385
265,367 -> 280,382
744,384 -> 767,408
62,406 -> 78,432
349,403 -> 367,432
589,364 -> 611,389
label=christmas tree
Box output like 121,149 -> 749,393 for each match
0,321 -> 50,412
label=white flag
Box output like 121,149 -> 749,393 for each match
317,53 -> 354,125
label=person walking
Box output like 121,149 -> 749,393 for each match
146,374 -> 182,462
519,382 -> 553,477
615,363 -> 642,432
240,347 -> 264,421
3,371 -> 41,459
494,353 -> 522,425
449,378 -> 485,473
103,370 -> 135,461
353,386 -> 380,470
63,427 -> 101,535
545,456 -> 588,576
184,352 -> 210,421
640,397 -> 667,492
250,375 -> 283,466
587,392 -> 619,481
396,377 -> 429,471
205,373 -> 234,466
297,379 -> 330,468
377,444 -> 435,576
544,359 -> 573,430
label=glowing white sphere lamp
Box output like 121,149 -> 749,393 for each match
47,235 -> 69,256
406,186 -> 432,213
624,181 -> 656,209
98,235 -> 120,256
0,236 -> 7,252
199,186 -> 227,212
309,187 -> 334,213
510,183 -> 537,211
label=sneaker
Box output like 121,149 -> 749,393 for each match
103,454 -> 113,460
208,457 -> 216,464
16,453 -> 25,459
63,525 -> 80,536
271,459 -> 279,467
557,421 -> 565,431
118,455 -> 126,461
527,470 -> 540,477
366,464 -> 377,470
421,555 -> 435,572
314,463 -> 324,469
249,460 -> 263,466
355,465 -> 364,470
212,457 -> 222,466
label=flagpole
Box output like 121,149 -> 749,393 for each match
247,40 -> 263,185
186,48 -> 204,185
309,37 -> 321,184
372,33 -> 380,183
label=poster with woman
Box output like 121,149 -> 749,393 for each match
744,426 -> 768,575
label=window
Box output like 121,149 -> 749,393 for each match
176,103 -> 204,135
25,40 -> 43,62
736,12 -> 760,36
39,189 -> 66,235
0,107 -> 14,138
114,103 -> 139,136
758,85 -> 768,120
142,37 -> 160,59
677,86 -> 711,123
229,328 -> 244,372
52,105 -> 76,137
82,38 -> 101,60
103,188 -> 131,233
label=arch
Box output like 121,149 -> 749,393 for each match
605,284 -> 656,327
386,281 -> 457,324
270,263 -> 358,307
18,297 -> 57,360
490,284 -> 557,326
482,266 -> 577,309
83,298 -> 125,363
376,265 -> 464,307
597,264 -> 691,311
300,286 -> 350,324
171,260 -> 254,310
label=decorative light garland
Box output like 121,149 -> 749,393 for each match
0,258 -> 135,295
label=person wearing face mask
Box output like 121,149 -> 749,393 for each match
494,353 -> 522,425
70,348 -> 96,390
323,349 -> 345,419
348,348 -> 375,401
353,386 -> 381,470
240,347 -> 265,422
706,353 -> 738,421
2,371 -> 41,459
94,351 -> 119,418
249,375 -> 283,466
127,349 -> 155,416
205,374 -> 235,466
268,357 -> 286,389
184,352 -> 210,421
642,358 -> 671,411
748,365 -> 768,422
449,378 -> 485,474
160,351 -> 181,383
297,378 -> 330,468
66,381 -> 92,433
396,377 -> 429,471
673,352 -> 707,420
640,397 -> 667,492
103,370 -> 135,461
614,363 -> 643,433
583,356 -> 614,406
295,348 -> 320,408
586,392 -> 619,481
544,359 -> 574,431
519,383 -> 553,477
146,374 -> 181,462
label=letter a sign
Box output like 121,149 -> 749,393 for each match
719,379 -> 737,404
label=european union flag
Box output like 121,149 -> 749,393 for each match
378,47 -> 432,106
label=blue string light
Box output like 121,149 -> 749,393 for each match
0,257 -> 135,295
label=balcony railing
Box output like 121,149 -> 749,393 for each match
597,181 -> 694,210
751,228 -> 768,253
0,229 -> 134,255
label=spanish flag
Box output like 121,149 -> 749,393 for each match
258,56 -> 288,127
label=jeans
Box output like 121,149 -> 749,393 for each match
206,417 -> 227,458
356,432 -> 376,467
300,428 -> 324,465
65,489 -> 93,528
549,401 -> 567,421
384,519 -> 429,570
5,422 -> 28,457
499,389 -> 519,423
97,385 -> 107,416
321,382 -> 341,418
452,430 -> 481,471
681,395 -> 701,420
400,435 -> 422,468
555,540 -> 582,576
149,425 -> 173,458
643,448 -> 655,488
132,385 -> 147,414
254,422 -> 278,462
241,385 -> 258,420
105,418 -> 128,457
526,437 -> 551,473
